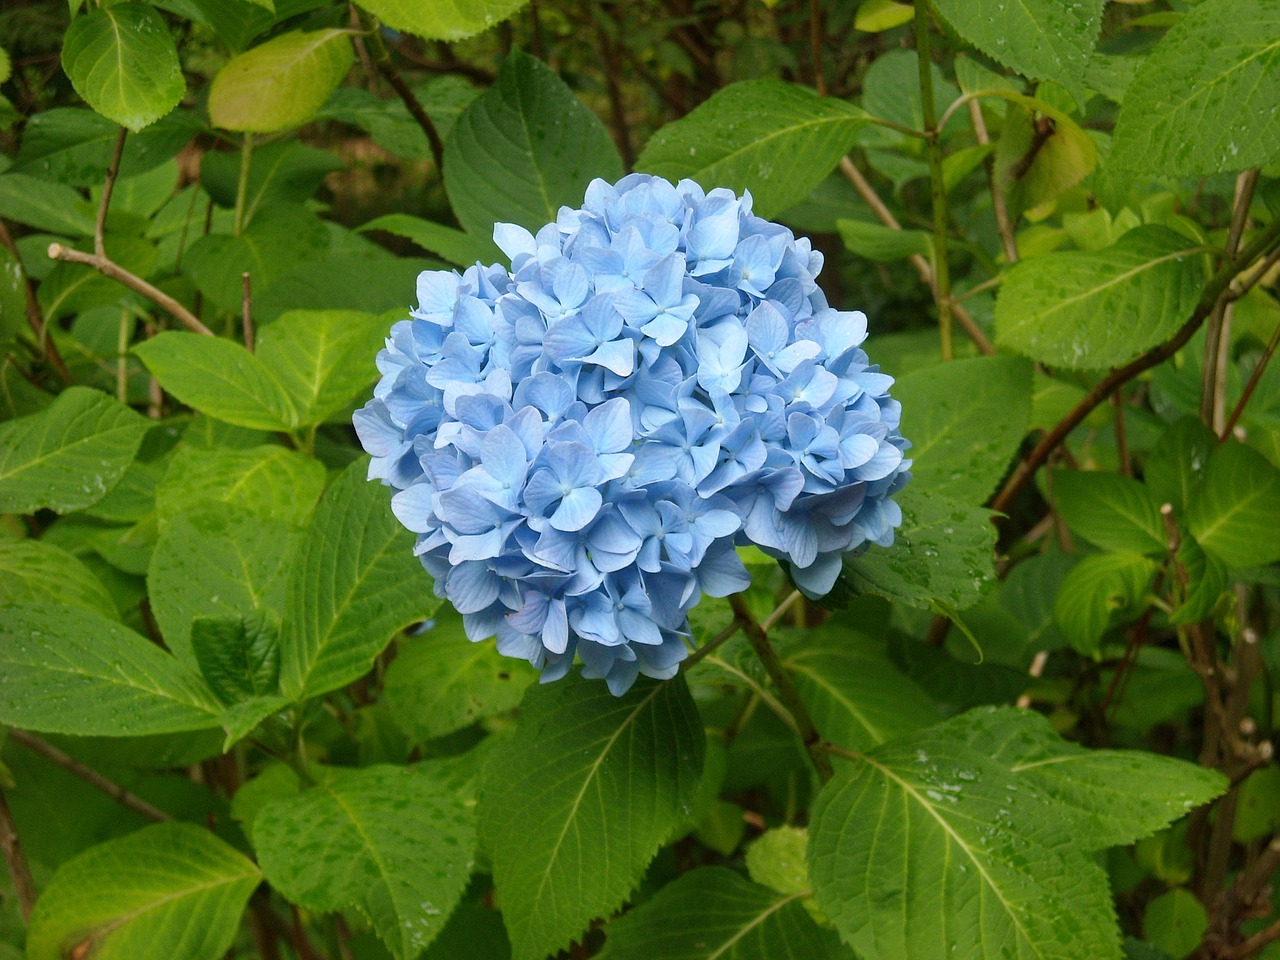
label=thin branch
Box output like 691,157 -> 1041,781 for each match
1220,306 -> 1280,442
990,214 -> 1280,515
0,790 -> 36,922
808,0 -> 827,96
729,593 -> 834,782
968,99 -> 1017,263
232,133 -> 254,237
762,589 -> 803,632
362,23 -> 445,172
241,272 -> 255,352
7,729 -> 172,823
595,11 -> 636,168
915,0 -> 953,360
96,128 -> 127,258
47,243 -> 213,336
1223,917 -> 1280,959
1202,169 -> 1258,428
348,3 -> 380,92
0,217 -> 70,381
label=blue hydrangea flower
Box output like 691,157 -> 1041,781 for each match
355,175 -> 910,695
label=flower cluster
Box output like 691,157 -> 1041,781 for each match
355,175 -> 910,694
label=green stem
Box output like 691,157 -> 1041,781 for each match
914,0 -> 953,361
728,593 -> 834,782
233,134 -> 254,237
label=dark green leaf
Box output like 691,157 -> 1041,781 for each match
26,823 -> 259,960
1052,470 -> 1166,555
255,763 -> 476,959
837,218 -> 931,262
0,386 -> 149,514
1145,416 -> 1215,514
358,213 -> 503,268
0,538 -> 117,618
0,172 -> 94,235
191,612 -> 281,704
1111,0 -> 1280,175
1141,889 -> 1207,960
278,459 -> 439,700
639,80 -> 867,220
445,50 -> 623,236
199,140 -> 342,218
480,675 -> 704,960
1053,553 -> 1159,655
1168,536 -> 1228,625
1186,441 -> 1280,568
996,226 -> 1204,370
61,3 -> 185,131
13,108 -> 198,186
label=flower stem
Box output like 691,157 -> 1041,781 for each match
729,593 -> 834,782
914,0 -> 954,361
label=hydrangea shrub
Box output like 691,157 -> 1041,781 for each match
355,174 -> 910,693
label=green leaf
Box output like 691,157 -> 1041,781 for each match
209,29 -> 354,133
0,386 -> 149,514
0,538 -> 117,618
637,80 -> 867,220
1052,470 -> 1166,555
1053,553 -> 1159,655
809,731 -> 1121,960
200,139 -> 342,219
381,610 -> 537,741
26,823 -> 259,960
894,355 -> 1032,503
61,3 -> 185,131
1111,0 -> 1280,175
993,97 -> 1098,215
1168,536 -> 1228,625
780,627 -> 938,752
0,602 -> 220,736
936,707 -> 1226,849
840,489 -> 997,611
480,675 -> 704,960
279,459 -> 438,700
358,213 -> 502,268
254,763 -> 475,959
855,0 -> 914,32
149,501 -> 300,665
355,0 -> 530,41
1233,765 -> 1280,843
254,309 -> 390,426
445,50 -> 623,236
154,443 -> 324,528
1145,416 -> 1215,514
1142,889 -> 1207,960
13,108 -> 199,186
133,332 -> 296,431
191,612 -> 280,704
995,226 -> 1204,370
837,218 -> 931,262
1186,441 -> 1280,568
0,172 -> 94,235
931,0 -> 1104,102
745,826 -> 812,900
596,867 -> 845,960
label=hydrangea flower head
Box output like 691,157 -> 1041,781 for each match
355,175 -> 910,695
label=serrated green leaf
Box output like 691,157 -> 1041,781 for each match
254,309 -> 390,426
1053,553 -> 1159,655
0,172 -> 94,235
381,610 -> 537,741
936,707 -> 1226,849
13,108 -> 199,186
780,627 -> 938,751
995,226 -> 1204,370
638,80 -> 867,220
841,490 -> 997,611
837,218 -> 931,262
154,443 -> 324,528
1052,470 -> 1166,555
596,867 -> 845,960
480,675 -> 704,960
191,612 -> 280,704
809,730 -> 1122,960
254,763 -> 475,959
1110,0 -> 1280,176
358,213 -> 502,268
1186,441 -> 1280,568
149,501 -> 300,665
932,0 -> 1104,102
1145,417 -> 1215,514
894,355 -> 1032,503
1142,889 -> 1206,960
133,332 -> 296,431
356,0 -> 530,41
209,29 -> 354,133
445,50 -> 622,236
26,823 -> 259,960
0,602 -> 220,736
61,3 -> 185,131
0,386 -> 149,514
279,459 -> 438,700
0,538 -> 117,618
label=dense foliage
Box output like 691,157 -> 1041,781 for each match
0,1 -> 1278,959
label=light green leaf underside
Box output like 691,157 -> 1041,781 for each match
209,29 -> 354,133
0,386 -> 150,514
637,80 -> 867,220
0,601 -> 220,736
254,764 -> 476,959
26,822 -> 259,960
480,675 -> 705,960
278,458 -> 438,700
